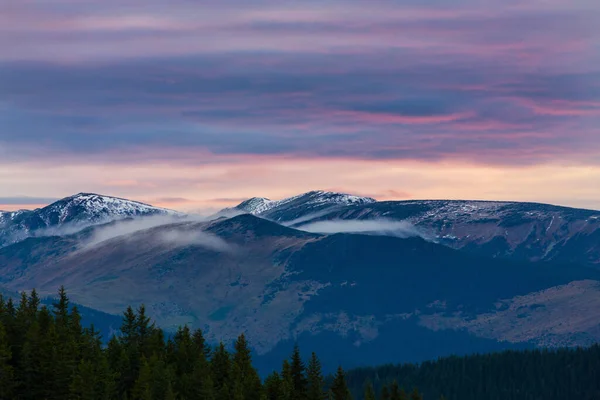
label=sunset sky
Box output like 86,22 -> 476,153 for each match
1,0 -> 599,212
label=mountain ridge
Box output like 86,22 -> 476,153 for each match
0,192 -> 182,248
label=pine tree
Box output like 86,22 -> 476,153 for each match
18,319 -> 43,399
380,385 -> 390,400
135,305 -> 154,359
264,371 -> 283,400
70,359 -> 97,400
290,344 -> 308,399
307,352 -> 326,400
363,381 -> 376,400
27,289 -> 40,317
164,380 -> 177,400
330,366 -> 351,400
281,359 -> 294,400
51,287 -> 77,399
233,333 -> 262,400
193,328 -> 211,360
172,325 -> 196,398
132,357 -> 153,400
390,381 -> 401,400
211,342 -> 231,394
0,323 -> 14,399
217,382 -> 230,400
399,388 -> 408,400
192,364 -> 215,400
409,388 -> 422,400
53,286 -> 70,328
230,362 -> 246,400
120,306 -> 139,348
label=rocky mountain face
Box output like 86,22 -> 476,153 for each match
0,193 -> 181,248
2,190 -> 600,372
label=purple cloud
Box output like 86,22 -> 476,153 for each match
0,0 -> 598,166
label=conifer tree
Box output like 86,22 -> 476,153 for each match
233,333 -> 262,400
120,306 -> 139,348
172,325 -> 197,398
0,323 -> 14,399
211,342 -> 231,394
52,287 -> 77,399
132,357 -> 153,400
399,388 -> 408,400
281,359 -> 294,400
53,286 -> 70,328
135,305 -> 154,359
290,344 -> 308,399
363,381 -> 376,400
27,289 -> 40,318
217,382 -> 230,400
18,318 -> 43,399
390,380 -> 401,400
164,380 -> 177,400
70,359 -> 97,400
265,371 -> 283,400
192,363 -> 215,400
307,352 -> 326,400
330,366 -> 351,400
380,385 -> 390,400
409,388 -> 422,400
230,362 -> 246,400
193,328 -> 211,359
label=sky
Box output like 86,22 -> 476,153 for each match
1,0 -> 600,212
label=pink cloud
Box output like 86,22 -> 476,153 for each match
328,110 -> 474,125
514,98 -> 600,117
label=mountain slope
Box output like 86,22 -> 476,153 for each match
229,195 -> 600,266
1,213 -> 600,371
0,193 -> 181,248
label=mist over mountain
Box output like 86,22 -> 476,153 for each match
2,190 -> 600,373
0,193 -> 183,248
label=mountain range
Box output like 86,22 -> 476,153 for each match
1,190 -> 600,373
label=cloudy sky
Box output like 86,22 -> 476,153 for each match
1,0 -> 599,212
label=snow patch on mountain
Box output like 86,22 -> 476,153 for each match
234,190 -> 376,216
38,193 -> 180,225
235,197 -> 276,214
0,193 -> 183,248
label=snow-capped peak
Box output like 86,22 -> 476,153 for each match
235,197 -> 276,214
0,193 -> 185,248
37,193 -> 181,225
301,190 -> 377,206
233,190 -> 376,216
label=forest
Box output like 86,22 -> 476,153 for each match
0,288 -> 599,400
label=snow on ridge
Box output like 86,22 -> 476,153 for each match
237,190 -> 376,215
0,210 -> 28,224
38,193 -> 182,225
236,197 -> 276,214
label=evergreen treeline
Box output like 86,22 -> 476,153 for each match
345,346 -> 600,400
0,288 -> 372,400
2,288 -> 600,400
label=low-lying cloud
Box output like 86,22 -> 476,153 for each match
281,207 -> 341,227
155,228 -> 232,252
77,214 -> 232,252
297,219 -> 432,240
